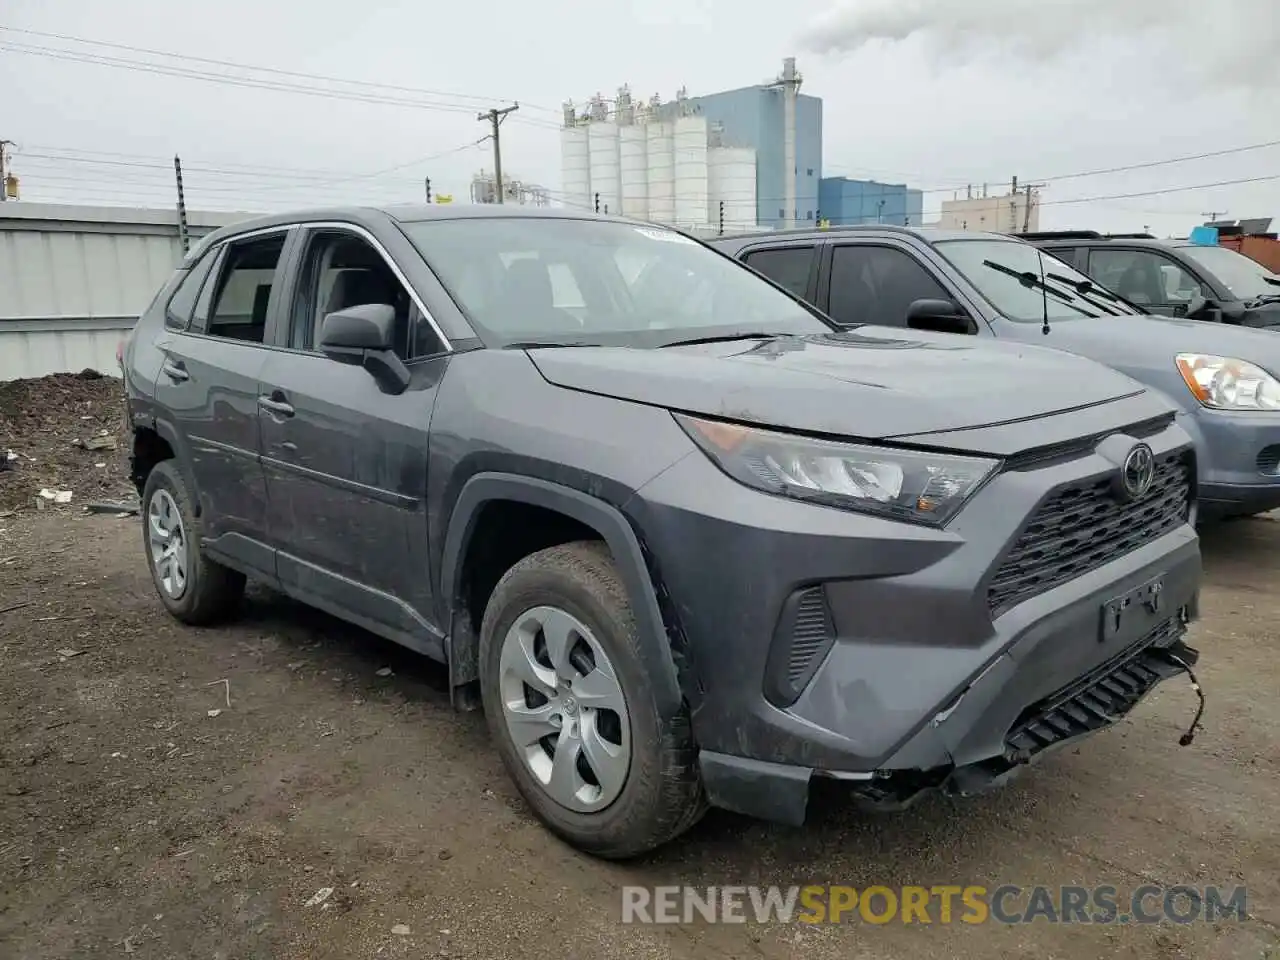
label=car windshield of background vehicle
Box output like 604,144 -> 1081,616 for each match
935,239 -> 1145,322
1179,244 -> 1280,301
402,218 -> 833,346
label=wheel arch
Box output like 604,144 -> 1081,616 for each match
440,473 -> 685,719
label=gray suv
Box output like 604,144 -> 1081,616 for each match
122,206 -> 1202,858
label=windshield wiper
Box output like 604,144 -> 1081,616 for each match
1045,272 -> 1128,315
981,260 -> 1099,318
1262,276 -> 1280,288
659,332 -> 792,348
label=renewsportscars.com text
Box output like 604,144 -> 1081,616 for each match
621,884 -> 1247,926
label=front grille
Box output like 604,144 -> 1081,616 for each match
1004,617 -> 1186,760
987,451 -> 1191,617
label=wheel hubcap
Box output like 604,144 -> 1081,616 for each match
147,489 -> 188,599
498,605 -> 631,813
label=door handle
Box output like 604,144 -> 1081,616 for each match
161,359 -> 189,382
258,393 -> 295,417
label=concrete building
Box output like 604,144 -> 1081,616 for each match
938,188 -> 1041,233
559,58 -> 820,233
0,202 -> 250,380
688,59 -> 822,230
818,177 -> 924,227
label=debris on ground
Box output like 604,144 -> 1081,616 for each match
390,924 -> 411,936
303,887 -> 334,908
0,372 -> 133,512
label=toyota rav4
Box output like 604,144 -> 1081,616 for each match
121,206 -> 1203,858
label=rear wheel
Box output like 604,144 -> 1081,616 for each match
141,460 -> 245,625
479,541 -> 704,859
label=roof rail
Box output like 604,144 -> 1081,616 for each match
1017,230 -> 1102,240
1018,230 -> 1158,241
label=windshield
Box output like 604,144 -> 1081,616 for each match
402,217 -> 831,346
934,239 -> 1145,322
1178,244 -> 1280,301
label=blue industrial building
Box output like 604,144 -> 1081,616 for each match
689,85 -> 823,231
817,177 -> 924,227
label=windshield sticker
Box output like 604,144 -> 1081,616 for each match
634,227 -> 696,245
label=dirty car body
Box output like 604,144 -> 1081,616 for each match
122,207 -> 1201,853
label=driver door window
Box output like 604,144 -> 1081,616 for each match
1088,248 -> 1205,316
828,244 -> 950,327
288,230 -> 444,358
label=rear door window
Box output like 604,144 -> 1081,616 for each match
199,234 -> 287,342
742,246 -> 816,299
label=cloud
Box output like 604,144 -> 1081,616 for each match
797,0 -> 1280,91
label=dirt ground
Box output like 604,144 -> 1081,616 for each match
0,374 -> 1277,959
0,373 -> 135,514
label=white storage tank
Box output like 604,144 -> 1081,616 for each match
618,125 -> 649,220
673,116 -> 709,229
708,147 -> 758,233
645,122 -> 675,225
587,122 -> 621,216
559,126 -> 592,213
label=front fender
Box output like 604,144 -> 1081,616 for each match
439,473 -> 685,719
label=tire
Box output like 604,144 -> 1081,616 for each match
140,459 -> 246,625
479,540 -> 705,859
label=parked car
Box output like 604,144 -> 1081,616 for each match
122,207 -> 1202,858
1020,230 -> 1280,328
710,225 -> 1280,520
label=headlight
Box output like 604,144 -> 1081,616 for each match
1175,354 -> 1280,411
674,413 -> 998,526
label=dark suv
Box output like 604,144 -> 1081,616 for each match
1022,230 -> 1280,328
122,206 -> 1202,858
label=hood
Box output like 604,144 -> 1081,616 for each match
528,327 -> 1146,441
1006,313 -> 1280,375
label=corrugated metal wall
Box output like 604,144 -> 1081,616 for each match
0,202 -> 253,381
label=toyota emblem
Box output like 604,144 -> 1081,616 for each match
1119,443 -> 1156,501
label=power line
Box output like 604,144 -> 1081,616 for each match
14,140 -> 487,189
0,24 -> 560,115
0,39 -> 562,129
1030,140 -> 1280,185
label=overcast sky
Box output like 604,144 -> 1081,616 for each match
2,0 -> 1278,236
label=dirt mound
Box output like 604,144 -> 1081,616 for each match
0,371 -> 135,513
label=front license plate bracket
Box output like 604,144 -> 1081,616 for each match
1100,575 -> 1165,643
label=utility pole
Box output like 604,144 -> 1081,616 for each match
424,177 -> 432,203
1022,182 -> 1046,233
174,155 -> 190,254
477,104 -> 519,204
0,140 -> 14,202
1201,210 -> 1227,223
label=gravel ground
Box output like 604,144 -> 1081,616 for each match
0,508 -> 1276,959
0,373 -> 135,514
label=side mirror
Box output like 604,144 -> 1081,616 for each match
906,298 -> 971,334
319,303 -> 397,351
318,303 -> 410,394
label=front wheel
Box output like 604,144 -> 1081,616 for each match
478,541 -> 704,859
141,460 -> 246,625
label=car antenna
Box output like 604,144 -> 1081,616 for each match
1036,247 -> 1051,336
